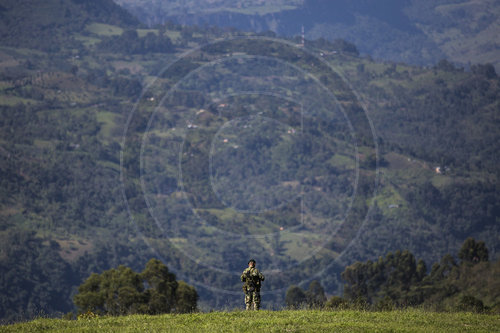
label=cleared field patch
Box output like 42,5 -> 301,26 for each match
137,28 -> 158,37
74,35 -> 101,47
164,30 -> 182,41
96,111 -> 118,140
86,23 -> 123,36
0,95 -> 39,106
56,238 -> 93,262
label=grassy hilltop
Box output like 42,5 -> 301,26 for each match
3,310 -> 500,332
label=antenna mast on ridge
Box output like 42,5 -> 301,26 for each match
301,25 -> 305,47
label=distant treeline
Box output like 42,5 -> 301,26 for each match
285,238 -> 499,313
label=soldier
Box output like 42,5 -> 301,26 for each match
241,259 -> 265,310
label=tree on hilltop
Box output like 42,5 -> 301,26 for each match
74,258 -> 197,315
338,238 -> 497,311
285,281 -> 327,309
285,285 -> 307,309
458,237 -> 488,264
305,280 -> 327,308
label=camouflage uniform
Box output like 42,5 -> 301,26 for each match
241,266 -> 265,310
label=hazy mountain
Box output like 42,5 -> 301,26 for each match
114,0 -> 500,70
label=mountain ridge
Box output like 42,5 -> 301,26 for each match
113,0 -> 500,70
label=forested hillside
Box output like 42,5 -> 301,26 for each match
114,0 -> 500,71
0,0 -> 138,51
0,0 -> 499,323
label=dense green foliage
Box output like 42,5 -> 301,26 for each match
0,0 -> 138,51
458,238 -> 489,263
339,238 -> 500,313
285,280 -> 327,309
0,0 -> 498,323
0,229 -> 158,322
284,285 -> 307,309
97,30 -> 174,55
0,229 -> 74,321
74,259 -> 197,315
342,249 -> 426,306
2,309 -> 500,332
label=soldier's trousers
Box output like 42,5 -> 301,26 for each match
245,291 -> 261,310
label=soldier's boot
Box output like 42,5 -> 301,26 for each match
254,302 -> 260,310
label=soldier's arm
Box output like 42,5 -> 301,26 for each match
252,268 -> 264,281
241,268 -> 249,282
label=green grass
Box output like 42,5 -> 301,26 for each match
74,34 -> 101,47
133,26 -> 181,40
0,95 -> 39,106
373,185 -> 406,213
2,309 -> 499,332
137,29 -> 158,37
33,139 -> 55,149
85,23 -> 123,36
164,30 -> 181,41
0,81 -> 14,90
328,153 -> 355,170
96,111 -> 117,139
96,160 -> 120,172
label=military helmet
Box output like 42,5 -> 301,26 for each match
248,259 -> 256,264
